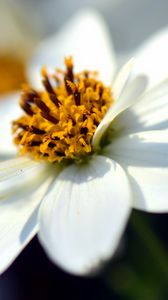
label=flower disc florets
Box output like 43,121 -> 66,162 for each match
12,57 -> 113,162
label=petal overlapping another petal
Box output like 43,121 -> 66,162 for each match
105,130 -> 168,212
0,175 -> 52,274
111,78 -> 168,135
93,72 -> 147,149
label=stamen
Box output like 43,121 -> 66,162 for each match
20,88 -> 39,115
65,56 -> 74,82
64,79 -> 73,95
49,93 -> 61,107
41,111 -> 59,124
12,57 -> 113,163
74,87 -> 80,106
42,77 -> 55,94
20,101 -> 34,116
41,69 -> 61,107
31,126 -> 46,135
48,142 -> 56,148
29,141 -> 42,146
80,127 -> 88,134
34,98 -> 50,114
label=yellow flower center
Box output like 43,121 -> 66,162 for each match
13,57 -> 113,163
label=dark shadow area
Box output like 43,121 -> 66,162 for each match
1,211 -> 168,300
0,236 -> 121,300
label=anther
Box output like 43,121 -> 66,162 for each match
74,87 -> 80,106
80,127 -> 88,134
65,56 -> 74,82
49,93 -> 61,107
55,151 -> 64,157
41,76 -> 61,107
42,77 -> 55,94
29,141 -> 42,146
14,123 -> 46,135
20,101 -> 34,116
99,86 -> 103,98
14,123 -> 29,131
31,126 -> 46,135
66,68 -> 74,83
34,98 -> 50,114
41,111 -> 59,124
19,90 -> 38,116
64,78 -> 73,95
48,142 -> 56,148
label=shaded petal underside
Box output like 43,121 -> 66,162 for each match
93,74 -> 147,149
105,130 -> 168,212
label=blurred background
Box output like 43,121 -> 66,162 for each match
2,0 -> 168,94
0,0 -> 168,299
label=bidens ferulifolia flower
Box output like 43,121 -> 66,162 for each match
0,56 -> 147,275
0,10 -> 168,275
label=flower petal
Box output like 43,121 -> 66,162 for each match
0,173 -> 52,274
133,28 -> 168,89
0,92 -> 22,158
112,58 -> 134,100
38,155 -> 131,275
105,131 -> 168,212
111,79 -> 168,135
0,157 -> 49,196
93,74 -> 147,149
28,9 -> 116,88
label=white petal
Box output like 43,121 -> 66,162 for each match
38,155 -> 131,275
0,176 -> 52,274
105,131 -> 168,212
112,79 -> 168,135
0,157 -> 49,196
133,28 -> 168,89
112,58 -> 134,100
0,92 -> 22,158
93,75 -> 147,149
28,9 -> 116,88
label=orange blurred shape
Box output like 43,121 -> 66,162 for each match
0,54 -> 26,94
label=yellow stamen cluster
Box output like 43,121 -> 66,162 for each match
13,57 -> 113,163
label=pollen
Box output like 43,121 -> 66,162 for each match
12,57 -> 113,163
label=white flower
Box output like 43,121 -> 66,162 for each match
0,9 -> 168,275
